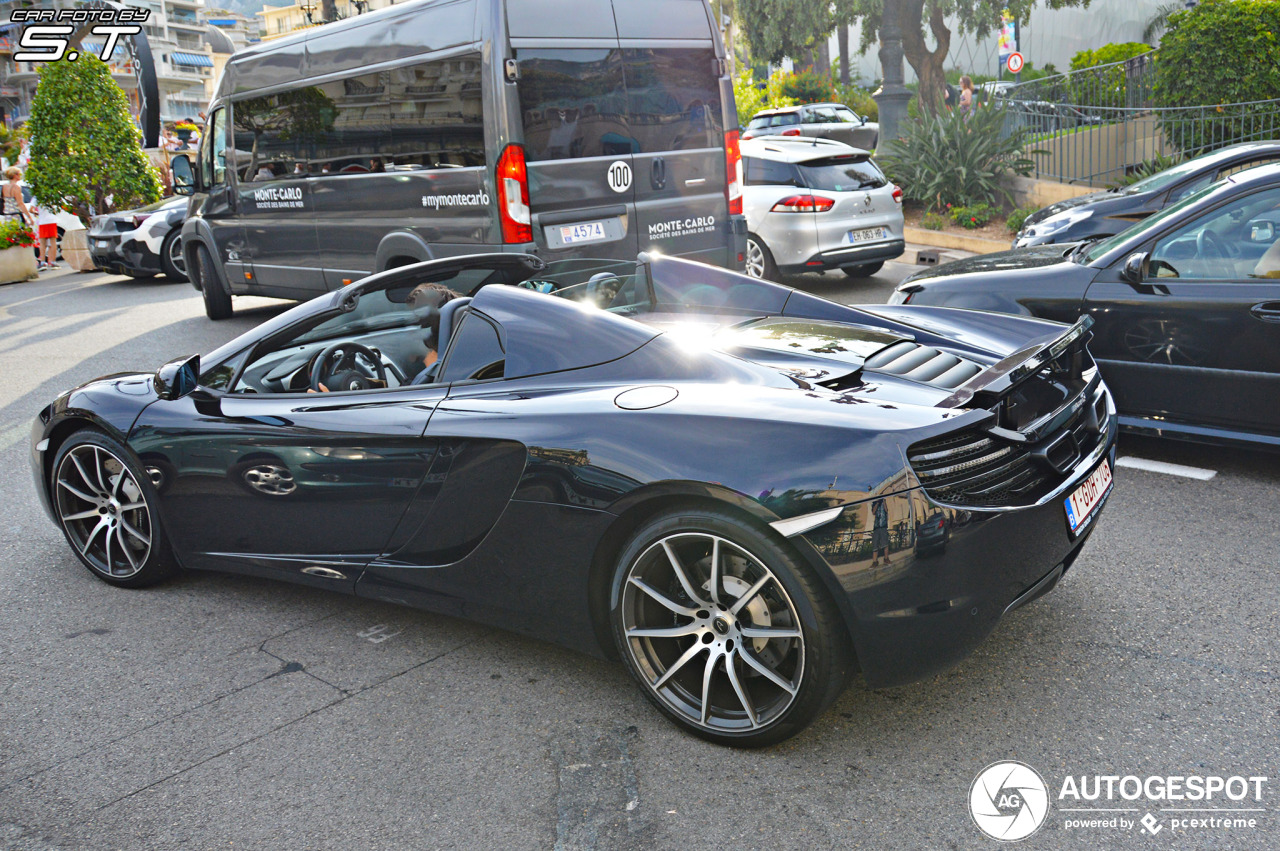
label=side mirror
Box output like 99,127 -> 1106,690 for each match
171,154 -> 195,196
1249,220 -> 1275,243
1120,251 -> 1148,284
155,354 -> 201,401
861,115 -> 867,126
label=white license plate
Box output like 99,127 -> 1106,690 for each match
560,221 -> 607,245
1064,458 -> 1113,534
95,239 -> 111,249
844,226 -> 887,244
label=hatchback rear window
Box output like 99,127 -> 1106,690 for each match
747,112 -> 800,129
798,156 -> 886,192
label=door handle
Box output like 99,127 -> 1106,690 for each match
1250,302 -> 1280,322
651,156 -> 666,190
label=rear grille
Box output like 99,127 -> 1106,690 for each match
908,386 -> 1109,508
864,341 -> 984,389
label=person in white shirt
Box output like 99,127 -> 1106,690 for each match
33,197 -> 60,270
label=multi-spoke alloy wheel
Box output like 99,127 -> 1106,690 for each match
612,510 -> 850,746
51,431 -> 174,587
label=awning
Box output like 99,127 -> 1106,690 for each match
85,42 -> 128,60
171,51 -> 213,68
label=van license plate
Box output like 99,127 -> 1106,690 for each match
560,222 -> 607,244
844,227 -> 887,244
1064,458 -> 1112,535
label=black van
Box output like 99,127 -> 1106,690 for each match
173,0 -> 746,319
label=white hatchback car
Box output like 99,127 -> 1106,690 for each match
741,137 -> 904,279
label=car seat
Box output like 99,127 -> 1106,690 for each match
1253,237 -> 1280,278
436,297 -> 472,358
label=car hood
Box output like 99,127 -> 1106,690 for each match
905,242 -> 1078,282
1022,188 -> 1156,228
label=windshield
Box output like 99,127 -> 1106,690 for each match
1121,157 -> 1208,195
799,156 -> 886,192
1083,181 -> 1225,263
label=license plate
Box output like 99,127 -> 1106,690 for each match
844,226 -> 887,244
560,221 -> 607,245
1064,458 -> 1113,535
95,239 -> 111,249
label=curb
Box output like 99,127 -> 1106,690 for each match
903,225 -> 1010,255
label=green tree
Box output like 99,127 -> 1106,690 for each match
844,0 -> 1092,115
25,54 -> 161,222
739,0 -> 834,66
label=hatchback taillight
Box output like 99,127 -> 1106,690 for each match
496,144 -> 531,243
779,128 -> 801,136
892,185 -> 904,204
724,129 -> 743,216
770,194 -> 835,213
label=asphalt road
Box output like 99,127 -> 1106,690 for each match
1,263 -> 1277,850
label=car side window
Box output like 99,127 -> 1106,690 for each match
808,107 -> 837,124
833,107 -> 860,124
743,156 -> 801,187
439,311 -> 505,382
1149,186 -> 1280,280
1218,156 -> 1280,180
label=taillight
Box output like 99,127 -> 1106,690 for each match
724,129 -> 743,216
780,128 -> 801,137
770,194 -> 834,213
892,185 -> 904,204
496,144 -> 531,243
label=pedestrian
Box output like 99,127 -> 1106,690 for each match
32,196 -> 59,270
2,166 -> 32,225
958,75 -> 975,113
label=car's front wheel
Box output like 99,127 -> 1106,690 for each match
161,229 -> 187,282
744,234 -> 777,280
50,430 -> 176,588
611,508 -> 852,747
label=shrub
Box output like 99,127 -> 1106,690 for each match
0,217 -> 36,249
1006,206 -> 1036,234
733,69 -> 799,123
1153,0 -> 1280,154
949,203 -> 993,229
921,212 -> 947,231
833,79 -> 878,122
879,103 -> 1040,210
779,69 -> 838,103
1066,42 -> 1153,109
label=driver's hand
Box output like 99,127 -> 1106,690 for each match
306,382 -> 330,393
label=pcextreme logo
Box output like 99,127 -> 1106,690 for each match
969,763 -> 1269,842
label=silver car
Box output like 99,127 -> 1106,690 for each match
741,136 -> 904,279
742,103 -> 879,150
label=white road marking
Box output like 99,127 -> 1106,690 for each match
1115,456 -> 1217,480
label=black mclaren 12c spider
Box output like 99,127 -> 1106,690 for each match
31,253 -> 1118,746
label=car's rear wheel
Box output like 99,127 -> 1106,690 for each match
195,243 -> 232,320
841,261 -> 884,279
611,508 -> 851,747
160,229 -> 187,282
51,430 -> 176,588
744,234 -> 777,280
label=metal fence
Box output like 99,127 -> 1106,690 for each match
999,54 -> 1280,186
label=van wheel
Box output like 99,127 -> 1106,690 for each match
196,244 -> 232,320
744,234 -> 777,280
161,229 -> 187,282
841,262 -> 883,279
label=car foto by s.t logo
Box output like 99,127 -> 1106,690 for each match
969,761 -> 1050,841
10,7 -> 149,63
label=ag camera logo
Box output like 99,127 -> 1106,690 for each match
969,761 -> 1050,842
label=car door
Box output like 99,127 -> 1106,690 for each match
196,107 -> 250,284
130,387 -> 448,590
1083,184 -> 1280,436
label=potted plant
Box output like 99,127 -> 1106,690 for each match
174,121 -> 198,145
0,218 -> 39,284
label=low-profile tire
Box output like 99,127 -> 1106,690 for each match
195,243 -> 232,320
841,261 -> 884,279
160,228 -> 188,282
610,507 -> 852,747
744,233 -> 778,280
50,429 -> 176,588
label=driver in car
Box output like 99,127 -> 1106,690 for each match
310,282 -> 461,392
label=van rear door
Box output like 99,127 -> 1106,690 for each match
508,0 -> 638,261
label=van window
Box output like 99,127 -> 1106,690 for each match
232,88 -> 334,180
517,49 -> 630,161
621,49 -> 723,152
386,57 -> 485,169
311,72 -> 391,174
202,107 -> 227,187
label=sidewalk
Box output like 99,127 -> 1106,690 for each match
900,224 -> 1013,270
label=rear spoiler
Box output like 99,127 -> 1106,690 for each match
935,315 -> 1094,410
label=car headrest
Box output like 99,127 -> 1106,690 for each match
437,296 -> 472,354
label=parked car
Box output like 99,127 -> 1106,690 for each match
894,162 -> 1280,449
32,251 -> 1115,746
741,136 -> 903,279
742,103 -> 879,150
88,195 -> 188,281
1014,141 -> 1280,248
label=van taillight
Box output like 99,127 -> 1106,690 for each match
496,144 -> 532,243
724,129 -> 743,216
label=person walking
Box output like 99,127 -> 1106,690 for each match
958,75 -> 975,114
2,166 -> 32,225
32,197 -> 59,270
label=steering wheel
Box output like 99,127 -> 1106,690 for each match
309,341 -> 387,392
1196,229 -> 1230,260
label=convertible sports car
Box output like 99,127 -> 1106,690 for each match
31,252 -> 1117,746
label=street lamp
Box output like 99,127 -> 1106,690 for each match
300,1 -> 317,25
872,0 -> 912,144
